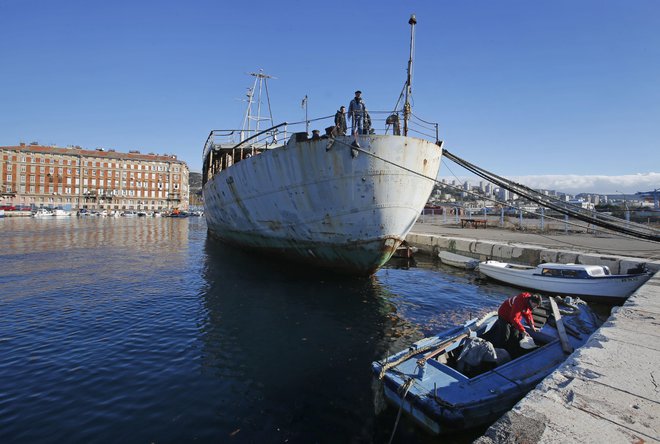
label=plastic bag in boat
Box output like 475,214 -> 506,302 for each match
519,335 -> 537,350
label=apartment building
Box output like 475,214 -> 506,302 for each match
0,143 -> 189,211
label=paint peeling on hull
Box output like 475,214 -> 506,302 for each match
203,134 -> 442,275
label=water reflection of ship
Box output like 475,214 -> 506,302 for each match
198,237 -> 426,442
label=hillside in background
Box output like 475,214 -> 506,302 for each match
189,172 -> 202,206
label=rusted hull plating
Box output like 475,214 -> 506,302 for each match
203,134 -> 442,275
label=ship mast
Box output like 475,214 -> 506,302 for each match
403,14 -> 417,137
240,70 -> 275,142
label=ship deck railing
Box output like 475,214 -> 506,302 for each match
202,110 -> 441,161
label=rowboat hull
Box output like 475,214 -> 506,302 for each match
373,298 -> 600,434
438,251 -> 479,270
203,134 -> 442,274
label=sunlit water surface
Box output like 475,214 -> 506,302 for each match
0,217 -> 532,443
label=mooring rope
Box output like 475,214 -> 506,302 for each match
328,136 -> 660,243
387,377 -> 415,444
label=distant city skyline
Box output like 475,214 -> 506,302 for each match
440,172 -> 659,195
1,1 -> 658,177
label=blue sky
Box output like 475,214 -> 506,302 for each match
1,0 -> 658,192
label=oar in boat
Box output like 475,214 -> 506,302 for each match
549,297 -> 573,354
416,333 -> 470,367
377,312 -> 497,379
416,311 -> 498,367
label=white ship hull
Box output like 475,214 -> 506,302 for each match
203,134 -> 442,274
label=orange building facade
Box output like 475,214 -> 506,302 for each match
0,143 -> 189,211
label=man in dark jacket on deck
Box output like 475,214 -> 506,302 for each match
334,106 -> 347,135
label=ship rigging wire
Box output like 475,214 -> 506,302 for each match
442,149 -> 659,242
323,137 -> 659,243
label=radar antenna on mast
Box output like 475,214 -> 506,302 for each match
240,70 -> 276,142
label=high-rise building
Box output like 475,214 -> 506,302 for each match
0,143 -> 189,211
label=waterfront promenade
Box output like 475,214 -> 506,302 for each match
409,219 -> 660,443
413,217 -> 659,260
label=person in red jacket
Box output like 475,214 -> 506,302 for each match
484,292 -> 542,356
498,292 -> 541,336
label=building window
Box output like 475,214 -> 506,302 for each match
6,165 -> 11,171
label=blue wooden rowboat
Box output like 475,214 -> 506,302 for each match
371,297 -> 601,435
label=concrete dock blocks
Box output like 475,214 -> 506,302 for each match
406,233 -> 655,272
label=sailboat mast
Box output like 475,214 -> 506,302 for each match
404,14 -> 417,137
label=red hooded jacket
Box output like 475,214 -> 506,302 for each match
498,292 -> 536,333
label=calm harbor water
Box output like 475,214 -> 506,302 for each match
1,217 -> 527,443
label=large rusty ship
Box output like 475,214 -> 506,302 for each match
202,16 -> 442,275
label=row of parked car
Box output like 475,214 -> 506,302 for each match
0,205 -> 32,211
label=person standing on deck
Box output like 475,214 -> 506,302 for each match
348,90 -> 366,138
334,106 -> 347,135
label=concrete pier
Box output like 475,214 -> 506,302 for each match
407,222 -> 659,273
407,221 -> 660,443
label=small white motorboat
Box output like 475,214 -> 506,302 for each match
32,209 -> 54,218
478,260 -> 652,302
52,209 -> 72,217
438,251 -> 479,270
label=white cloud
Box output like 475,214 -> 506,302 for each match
440,173 -> 660,195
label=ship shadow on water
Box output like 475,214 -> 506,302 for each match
196,237 -> 489,443
199,237 -> 393,442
